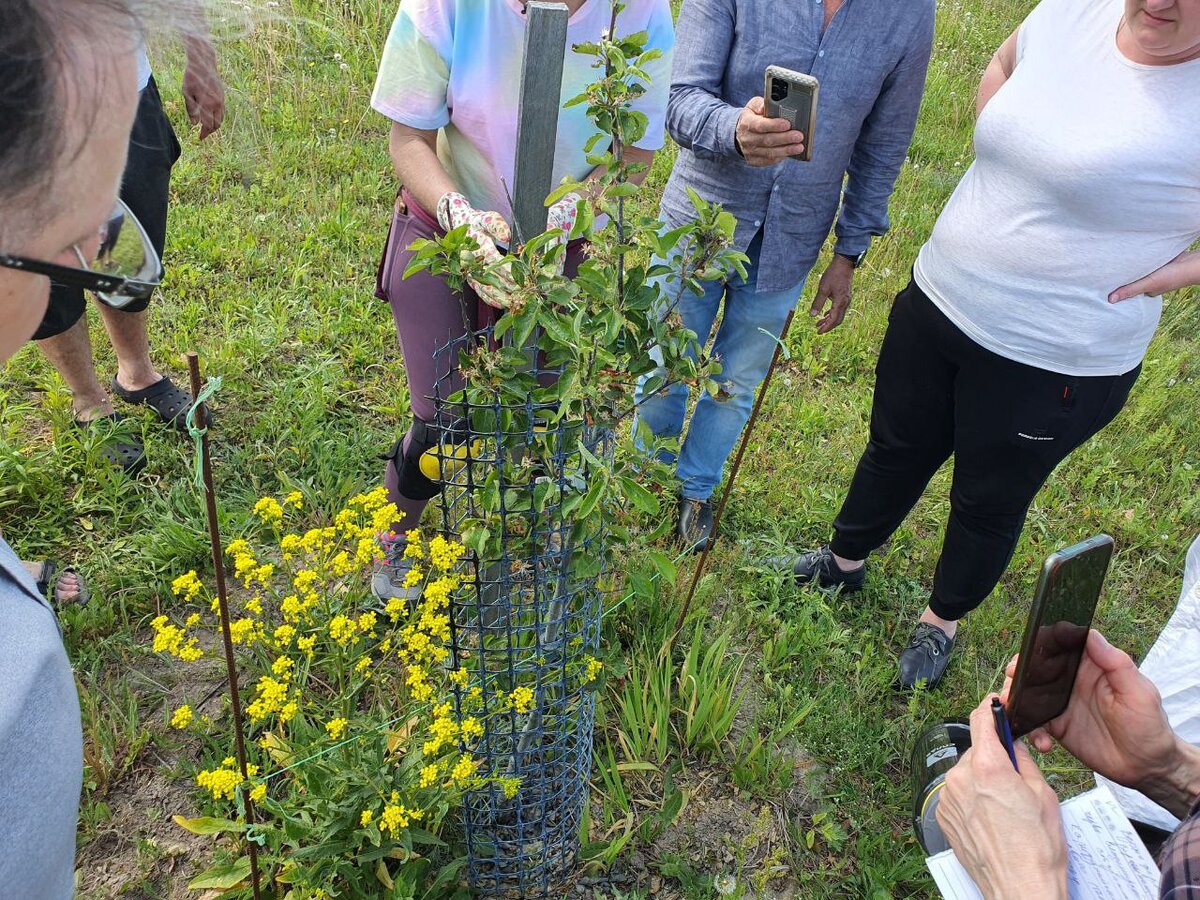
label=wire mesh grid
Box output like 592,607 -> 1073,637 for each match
431,325 -> 609,898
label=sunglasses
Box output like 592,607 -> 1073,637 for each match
0,199 -> 163,309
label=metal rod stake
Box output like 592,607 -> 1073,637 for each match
671,310 -> 797,644
186,351 -> 264,900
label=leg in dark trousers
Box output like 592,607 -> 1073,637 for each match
830,280 -> 1139,621
929,329 -> 1139,621
829,281 -> 958,562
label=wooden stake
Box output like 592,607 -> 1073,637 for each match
185,351 -> 264,900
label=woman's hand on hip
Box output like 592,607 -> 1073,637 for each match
1110,249 -> 1200,302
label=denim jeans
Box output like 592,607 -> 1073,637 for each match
635,232 -> 808,501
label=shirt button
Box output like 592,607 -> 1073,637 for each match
818,50 -> 825,57
754,220 -> 762,227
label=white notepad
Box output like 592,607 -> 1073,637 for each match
926,784 -> 1162,899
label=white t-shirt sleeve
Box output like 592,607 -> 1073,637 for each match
371,0 -> 453,130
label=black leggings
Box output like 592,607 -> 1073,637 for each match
829,279 -> 1139,621
33,76 -> 180,340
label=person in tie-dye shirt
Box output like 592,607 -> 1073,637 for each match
369,0 -> 674,603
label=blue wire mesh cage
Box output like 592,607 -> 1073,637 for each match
431,325 -> 608,898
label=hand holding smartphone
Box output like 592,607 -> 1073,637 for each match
1004,534 -> 1115,738
763,66 -> 819,162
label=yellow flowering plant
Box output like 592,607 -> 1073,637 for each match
154,488 -> 522,898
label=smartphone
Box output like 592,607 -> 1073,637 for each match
1005,534 -> 1115,738
764,66 -> 818,162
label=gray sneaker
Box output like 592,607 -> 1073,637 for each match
370,533 -> 423,612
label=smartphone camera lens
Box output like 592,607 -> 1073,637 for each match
769,79 -> 788,102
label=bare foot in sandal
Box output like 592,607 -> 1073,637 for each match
21,561 -> 89,607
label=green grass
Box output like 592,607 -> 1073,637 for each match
1,0 -> 1197,896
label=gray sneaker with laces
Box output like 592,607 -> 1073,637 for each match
370,533 -> 423,611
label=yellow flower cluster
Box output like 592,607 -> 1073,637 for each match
171,570 -> 202,601
164,487 -> 528,855
246,674 -> 300,724
379,792 -> 424,835
497,776 -> 522,800
226,539 -> 275,590
151,615 -> 203,662
509,685 -> 535,714
196,757 -> 259,801
585,656 -> 603,683
253,496 -> 284,526
171,705 -> 193,729
428,535 -> 465,572
450,755 -> 477,786
423,714 -> 458,755
230,616 -> 266,645
406,664 -> 434,703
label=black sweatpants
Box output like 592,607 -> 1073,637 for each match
829,279 -> 1139,621
32,76 -> 180,339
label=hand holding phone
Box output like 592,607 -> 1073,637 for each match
735,97 -> 806,168
1005,535 -> 1114,738
1002,630 -> 1190,815
762,66 -> 819,162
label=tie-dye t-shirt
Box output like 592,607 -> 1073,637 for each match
371,0 -> 674,220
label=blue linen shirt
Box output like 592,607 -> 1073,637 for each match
661,0 -> 935,292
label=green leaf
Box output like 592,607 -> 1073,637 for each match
646,550 -> 677,586
618,476 -> 659,516
575,478 -> 607,521
407,827 -> 449,847
545,180 -> 585,206
607,181 -> 640,198
187,856 -> 252,891
172,815 -> 241,836
463,526 -> 491,557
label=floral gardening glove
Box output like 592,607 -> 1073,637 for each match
543,192 -> 582,277
436,191 -> 516,309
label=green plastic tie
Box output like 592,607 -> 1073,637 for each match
186,376 -> 223,491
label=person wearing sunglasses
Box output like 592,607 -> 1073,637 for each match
22,31 -> 223,474
0,0 -> 177,893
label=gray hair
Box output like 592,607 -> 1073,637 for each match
0,0 -> 146,240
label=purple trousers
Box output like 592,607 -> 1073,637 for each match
375,189 -> 585,530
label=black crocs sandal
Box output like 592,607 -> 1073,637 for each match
75,411 -> 146,474
32,560 -> 90,608
110,375 -> 204,432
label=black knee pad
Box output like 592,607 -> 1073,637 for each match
388,419 -> 441,501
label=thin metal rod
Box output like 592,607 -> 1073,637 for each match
671,309 -> 796,643
186,351 -> 264,900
